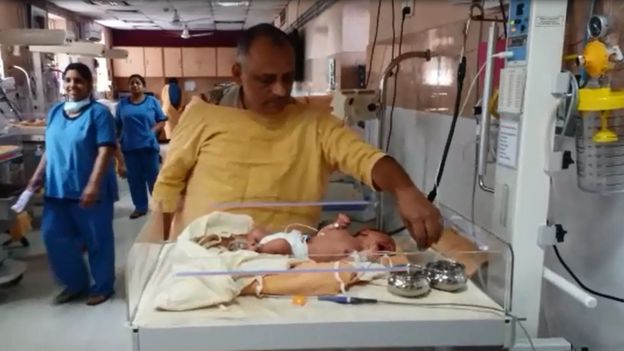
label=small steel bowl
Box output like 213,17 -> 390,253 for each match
426,260 -> 468,292
387,264 -> 431,298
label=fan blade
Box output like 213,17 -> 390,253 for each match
190,33 -> 214,37
185,17 -> 213,24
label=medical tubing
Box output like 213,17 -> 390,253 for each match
385,6 -> 409,153
427,55 -> 467,202
553,245 -> 624,303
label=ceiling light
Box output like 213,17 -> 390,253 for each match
0,29 -> 66,46
84,0 -> 130,6
216,1 -> 250,7
122,19 -> 154,24
29,42 -> 109,57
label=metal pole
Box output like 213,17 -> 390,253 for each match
375,50 -> 434,229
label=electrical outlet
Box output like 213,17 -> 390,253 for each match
402,0 -> 414,17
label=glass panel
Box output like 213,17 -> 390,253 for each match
127,202 -> 511,328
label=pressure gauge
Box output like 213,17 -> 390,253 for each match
588,15 -> 608,39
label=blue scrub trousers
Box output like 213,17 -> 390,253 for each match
42,197 -> 115,295
123,148 -> 160,212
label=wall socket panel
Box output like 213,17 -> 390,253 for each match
402,0 -> 415,16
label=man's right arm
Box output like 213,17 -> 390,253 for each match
152,102 -> 210,240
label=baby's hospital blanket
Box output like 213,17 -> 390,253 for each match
153,212 -> 390,311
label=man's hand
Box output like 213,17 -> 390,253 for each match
394,187 -> 442,249
80,182 -> 99,208
371,156 -> 443,249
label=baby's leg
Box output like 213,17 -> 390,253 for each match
257,238 -> 293,256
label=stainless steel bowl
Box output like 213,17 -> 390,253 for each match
426,260 -> 468,292
387,264 -> 431,298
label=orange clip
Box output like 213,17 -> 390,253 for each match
291,295 -> 307,306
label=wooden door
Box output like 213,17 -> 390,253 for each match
143,47 -> 163,77
182,47 -> 217,77
163,47 -> 182,77
216,47 -> 236,77
112,47 -> 145,77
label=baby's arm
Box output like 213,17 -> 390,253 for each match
319,213 -> 352,233
257,239 -> 293,256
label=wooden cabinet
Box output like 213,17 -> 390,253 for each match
216,47 -> 236,77
163,47 -> 182,77
112,47 -> 145,77
182,47 -> 217,77
113,47 -> 222,78
143,47 -> 163,77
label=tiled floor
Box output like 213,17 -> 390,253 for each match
0,181 -> 145,351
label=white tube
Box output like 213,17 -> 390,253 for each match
477,23 -> 496,193
543,267 -> 597,308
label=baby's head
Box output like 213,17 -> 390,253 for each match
309,228 -> 363,261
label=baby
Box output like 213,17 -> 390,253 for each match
243,214 -> 396,262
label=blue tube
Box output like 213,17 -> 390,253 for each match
318,295 -> 379,304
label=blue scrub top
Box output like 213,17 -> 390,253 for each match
45,101 -> 119,202
115,95 -> 167,152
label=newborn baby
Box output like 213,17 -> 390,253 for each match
244,214 -> 396,262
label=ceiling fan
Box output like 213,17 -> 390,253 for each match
180,24 -> 213,39
167,8 -> 214,39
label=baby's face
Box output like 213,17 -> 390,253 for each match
245,228 -> 267,250
355,229 -> 396,253
313,228 -> 362,260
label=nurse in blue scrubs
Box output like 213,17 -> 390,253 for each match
27,63 -> 118,306
115,74 -> 166,219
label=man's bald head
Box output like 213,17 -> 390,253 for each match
236,23 -> 293,64
232,23 -> 296,115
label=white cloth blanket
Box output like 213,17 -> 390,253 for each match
153,211 -> 390,311
154,212 -> 296,311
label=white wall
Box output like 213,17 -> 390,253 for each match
341,1 -> 370,53
379,108 -> 496,234
386,107 -> 624,350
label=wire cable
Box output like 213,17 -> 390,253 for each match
517,319 -> 537,351
365,0 -> 382,88
385,5 -> 408,153
426,55 -> 467,202
498,0 -> 508,39
553,245 -> 624,303
460,62 -> 487,117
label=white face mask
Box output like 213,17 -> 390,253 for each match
64,97 -> 91,116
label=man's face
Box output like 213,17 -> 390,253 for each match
233,37 -> 295,115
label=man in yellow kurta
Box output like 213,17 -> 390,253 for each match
151,24 -> 442,249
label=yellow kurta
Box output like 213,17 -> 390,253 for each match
150,100 -> 385,239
